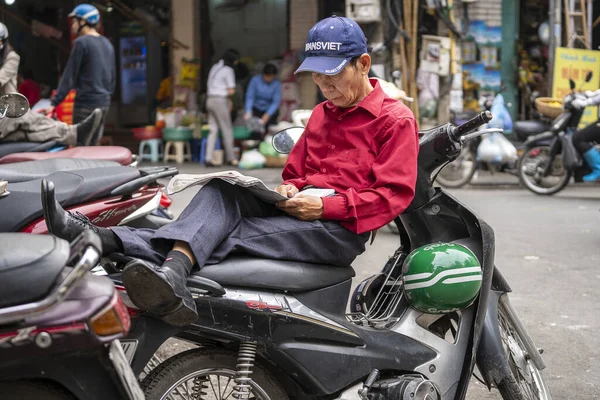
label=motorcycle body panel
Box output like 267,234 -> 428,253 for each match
22,188 -> 158,233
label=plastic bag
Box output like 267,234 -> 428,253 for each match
561,132 -> 583,170
239,149 -> 266,169
494,132 -> 518,163
488,94 -> 513,132
477,133 -> 503,164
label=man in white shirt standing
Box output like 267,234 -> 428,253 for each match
205,48 -> 240,167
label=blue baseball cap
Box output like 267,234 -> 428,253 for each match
295,16 -> 368,75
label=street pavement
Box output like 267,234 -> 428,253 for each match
156,164 -> 600,400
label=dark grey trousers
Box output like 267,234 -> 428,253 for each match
73,104 -> 109,146
111,180 -> 369,268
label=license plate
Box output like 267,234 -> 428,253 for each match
120,339 -> 139,364
108,340 -> 145,400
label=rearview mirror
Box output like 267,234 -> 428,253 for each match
0,93 -> 29,118
585,71 -> 593,82
272,127 -> 305,154
569,79 -> 576,90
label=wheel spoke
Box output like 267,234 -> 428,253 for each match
209,376 -> 220,398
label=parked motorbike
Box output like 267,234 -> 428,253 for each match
0,230 -> 144,399
77,111 -> 550,399
518,71 -> 595,195
0,143 -> 137,165
0,159 -> 177,232
436,96 -> 526,188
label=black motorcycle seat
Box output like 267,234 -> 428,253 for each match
513,120 -> 550,141
0,234 -> 70,308
0,141 -> 59,158
0,166 -> 140,232
0,158 -> 121,183
195,256 -> 355,292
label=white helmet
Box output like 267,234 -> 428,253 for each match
0,23 -> 8,41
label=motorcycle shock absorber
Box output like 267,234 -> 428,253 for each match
232,341 -> 258,399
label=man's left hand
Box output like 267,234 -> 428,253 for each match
276,195 -> 323,221
261,113 -> 270,124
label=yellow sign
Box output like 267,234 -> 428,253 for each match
552,47 -> 600,127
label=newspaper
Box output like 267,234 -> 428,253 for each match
166,170 -> 289,203
166,170 -> 336,204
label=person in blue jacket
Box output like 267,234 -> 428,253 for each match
244,63 -> 281,137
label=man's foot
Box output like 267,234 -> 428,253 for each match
41,179 -> 122,253
75,109 -> 102,146
121,259 -> 198,327
42,179 -> 100,242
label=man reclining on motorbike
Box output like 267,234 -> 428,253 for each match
0,107 -> 103,146
42,16 -> 420,327
572,91 -> 600,181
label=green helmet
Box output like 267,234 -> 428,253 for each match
403,243 -> 482,314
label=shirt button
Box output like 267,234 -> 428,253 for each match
338,117 -> 342,121
322,168 -> 327,173
331,145 -> 336,150
345,151 -> 349,155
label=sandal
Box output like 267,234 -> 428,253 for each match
228,160 -> 239,167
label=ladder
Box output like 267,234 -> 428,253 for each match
563,0 -> 591,48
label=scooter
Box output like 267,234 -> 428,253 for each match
0,158 -> 177,233
518,71 -> 596,195
0,230 -> 144,400
74,111 -> 550,399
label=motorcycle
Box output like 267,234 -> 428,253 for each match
0,230 -> 144,400
517,71 -> 596,195
0,158 -> 177,232
0,143 -> 137,166
78,111 -> 549,399
436,96 -> 535,189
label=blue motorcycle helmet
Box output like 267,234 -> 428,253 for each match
69,4 -> 100,29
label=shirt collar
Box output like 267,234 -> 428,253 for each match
325,78 -> 385,117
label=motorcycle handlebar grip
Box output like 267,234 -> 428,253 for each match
452,111 -> 493,139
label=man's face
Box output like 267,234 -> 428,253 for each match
312,57 -> 368,108
263,74 -> 275,83
71,19 -> 81,35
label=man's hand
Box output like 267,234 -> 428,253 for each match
244,111 -> 252,121
261,113 -> 270,124
275,184 -> 299,198
276,195 -> 324,221
45,105 -> 56,116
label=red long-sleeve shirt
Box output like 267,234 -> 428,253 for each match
282,79 -> 419,234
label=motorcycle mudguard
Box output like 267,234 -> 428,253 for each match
475,289 -> 512,388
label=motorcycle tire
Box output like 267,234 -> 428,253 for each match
435,147 -> 478,188
517,145 -> 571,195
496,299 -> 552,400
0,381 -> 76,400
141,348 -> 289,400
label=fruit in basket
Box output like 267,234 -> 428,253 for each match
547,101 -> 562,107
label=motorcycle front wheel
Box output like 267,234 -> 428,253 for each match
518,145 -> 571,195
435,147 -> 477,188
496,298 -> 552,400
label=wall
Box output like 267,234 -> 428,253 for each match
208,0 -> 288,64
171,0 -> 199,82
289,0 -> 319,108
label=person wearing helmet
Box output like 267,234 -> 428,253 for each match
46,4 -> 115,146
0,22 -> 20,96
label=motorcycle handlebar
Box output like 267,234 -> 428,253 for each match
451,111 -> 493,140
